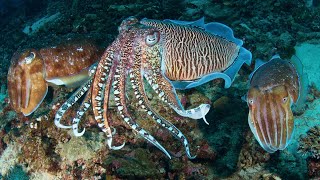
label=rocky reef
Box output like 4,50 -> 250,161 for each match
0,0 -> 320,179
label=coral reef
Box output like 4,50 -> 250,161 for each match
299,126 -> 320,160
299,126 -> 320,178
0,142 -> 20,176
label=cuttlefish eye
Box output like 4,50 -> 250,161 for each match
145,31 -> 160,46
247,86 -> 294,153
282,97 -> 288,103
24,51 -> 36,64
248,99 -> 254,105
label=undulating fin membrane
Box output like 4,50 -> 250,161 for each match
7,49 -> 48,116
163,17 -> 205,28
249,58 -> 267,81
222,47 -> 252,88
290,55 -> 309,111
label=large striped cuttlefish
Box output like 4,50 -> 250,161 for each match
246,55 -> 307,153
54,17 -> 252,159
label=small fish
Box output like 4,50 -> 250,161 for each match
245,55 -> 307,153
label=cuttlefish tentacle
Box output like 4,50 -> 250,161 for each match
71,63 -> 97,136
54,63 -> 97,130
130,43 -> 196,159
145,73 -> 210,124
113,54 -> 171,158
91,44 -> 125,150
71,87 -> 91,137
54,78 -> 92,129
143,45 -> 210,124
102,58 -> 125,150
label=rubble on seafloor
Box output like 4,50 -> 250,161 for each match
0,82 -> 218,179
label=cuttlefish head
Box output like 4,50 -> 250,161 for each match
7,49 -> 47,116
247,85 -> 295,153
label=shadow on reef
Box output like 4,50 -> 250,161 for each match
199,95 -> 249,177
2,165 -> 29,180
265,151 -> 308,180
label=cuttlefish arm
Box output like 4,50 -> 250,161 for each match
246,56 -> 307,153
7,50 -> 48,116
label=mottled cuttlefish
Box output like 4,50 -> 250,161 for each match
245,55 -> 308,153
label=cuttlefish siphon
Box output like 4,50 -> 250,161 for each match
245,55 -> 307,153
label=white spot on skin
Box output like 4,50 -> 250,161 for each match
95,96 -> 102,101
77,47 -> 83,52
118,106 -> 124,111
159,92 -> 164,97
152,84 -> 159,89
95,116 -> 102,120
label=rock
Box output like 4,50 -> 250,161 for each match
293,42 -> 320,90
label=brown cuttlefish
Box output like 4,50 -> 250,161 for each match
7,41 -> 101,116
245,55 -> 307,153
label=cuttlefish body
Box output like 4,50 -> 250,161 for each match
7,42 -> 101,116
246,55 -> 306,153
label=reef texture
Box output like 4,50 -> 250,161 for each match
0,0 -> 320,179
299,126 -> 320,178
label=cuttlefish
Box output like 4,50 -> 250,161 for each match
7,41 -> 101,116
245,55 -> 307,153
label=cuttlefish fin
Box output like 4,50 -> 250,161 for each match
290,55 -> 309,111
169,17 -> 244,46
222,47 -> 252,88
163,17 -> 205,28
171,71 -> 231,90
249,58 -> 267,81
205,22 -> 243,46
